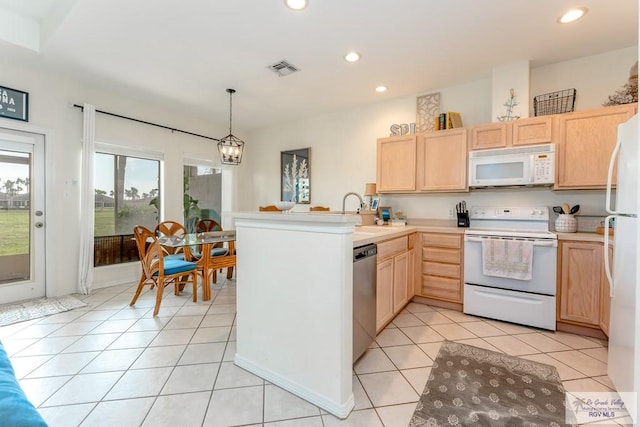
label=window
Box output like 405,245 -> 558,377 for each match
94,152 -> 161,266
183,165 -> 222,231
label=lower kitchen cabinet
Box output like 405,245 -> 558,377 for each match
376,257 -> 394,330
417,232 -> 463,304
375,234 -> 415,332
558,240 -> 605,328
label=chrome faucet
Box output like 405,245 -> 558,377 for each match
342,192 -> 364,214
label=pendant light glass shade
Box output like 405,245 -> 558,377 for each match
217,88 -> 244,165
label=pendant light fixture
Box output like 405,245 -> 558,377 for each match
217,88 -> 244,165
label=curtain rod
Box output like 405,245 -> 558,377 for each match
73,104 -> 220,142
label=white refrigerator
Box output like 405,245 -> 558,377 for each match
605,113 -> 640,420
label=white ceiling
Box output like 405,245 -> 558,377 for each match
0,0 -> 637,130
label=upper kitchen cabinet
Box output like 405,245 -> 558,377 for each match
376,135 -> 417,192
417,129 -> 468,191
512,116 -> 555,146
470,116 -> 555,151
556,104 -> 636,189
377,129 -> 468,193
470,122 -> 509,150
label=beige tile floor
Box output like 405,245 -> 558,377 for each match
0,279 -> 629,427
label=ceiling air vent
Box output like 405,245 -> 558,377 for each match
268,60 -> 299,77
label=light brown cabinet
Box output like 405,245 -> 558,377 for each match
377,129 -> 468,193
556,104 -> 636,189
417,233 -> 463,304
417,129 -> 468,191
376,257 -> 394,330
470,116 -> 555,151
470,122 -> 509,150
558,241 -> 603,327
376,135 -> 416,192
375,234 -> 415,332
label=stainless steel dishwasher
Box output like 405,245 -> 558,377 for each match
353,243 -> 377,363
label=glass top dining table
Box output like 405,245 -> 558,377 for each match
157,230 -> 236,247
158,230 -> 236,301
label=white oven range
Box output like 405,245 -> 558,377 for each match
463,206 -> 558,330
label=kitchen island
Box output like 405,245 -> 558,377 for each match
231,212 -> 361,418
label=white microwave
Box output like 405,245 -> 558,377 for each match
468,144 -> 555,188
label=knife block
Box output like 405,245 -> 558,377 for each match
457,212 -> 470,227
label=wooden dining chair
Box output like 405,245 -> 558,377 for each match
259,205 -> 281,211
155,220 -> 188,259
155,220 -> 211,294
310,206 -> 330,211
130,225 -> 198,316
196,218 -> 222,232
195,219 -> 230,284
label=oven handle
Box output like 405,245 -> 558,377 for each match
464,235 -> 558,247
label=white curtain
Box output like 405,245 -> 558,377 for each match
78,103 -> 96,295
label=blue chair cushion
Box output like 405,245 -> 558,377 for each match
0,342 -> 47,426
164,253 -> 185,261
190,248 -> 228,258
210,248 -> 229,257
153,259 -> 197,276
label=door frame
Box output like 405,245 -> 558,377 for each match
0,119 -> 55,298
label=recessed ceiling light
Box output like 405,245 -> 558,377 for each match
375,86 -> 388,93
284,0 -> 308,11
558,7 -> 588,24
344,52 -> 361,63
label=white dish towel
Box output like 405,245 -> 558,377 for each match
482,238 -> 533,281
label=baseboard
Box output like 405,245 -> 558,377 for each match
556,321 -> 608,340
234,354 -> 355,419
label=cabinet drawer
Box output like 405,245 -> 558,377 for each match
423,261 -> 460,279
421,275 -> 462,302
422,233 -> 461,249
423,247 -> 461,264
377,236 -> 408,260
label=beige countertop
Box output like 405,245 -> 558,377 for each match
353,219 -> 464,246
352,219 -> 615,246
556,232 -> 610,242
353,225 -> 418,246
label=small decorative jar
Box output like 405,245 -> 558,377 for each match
555,214 -> 577,233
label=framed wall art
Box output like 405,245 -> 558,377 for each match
281,148 -> 310,204
0,85 -> 29,122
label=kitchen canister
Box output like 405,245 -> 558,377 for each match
555,214 -> 577,233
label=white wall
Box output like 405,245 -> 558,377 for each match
0,58 -> 239,294
242,79 -> 492,212
244,47 -> 638,218
530,46 -> 637,114
0,45 -> 636,297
